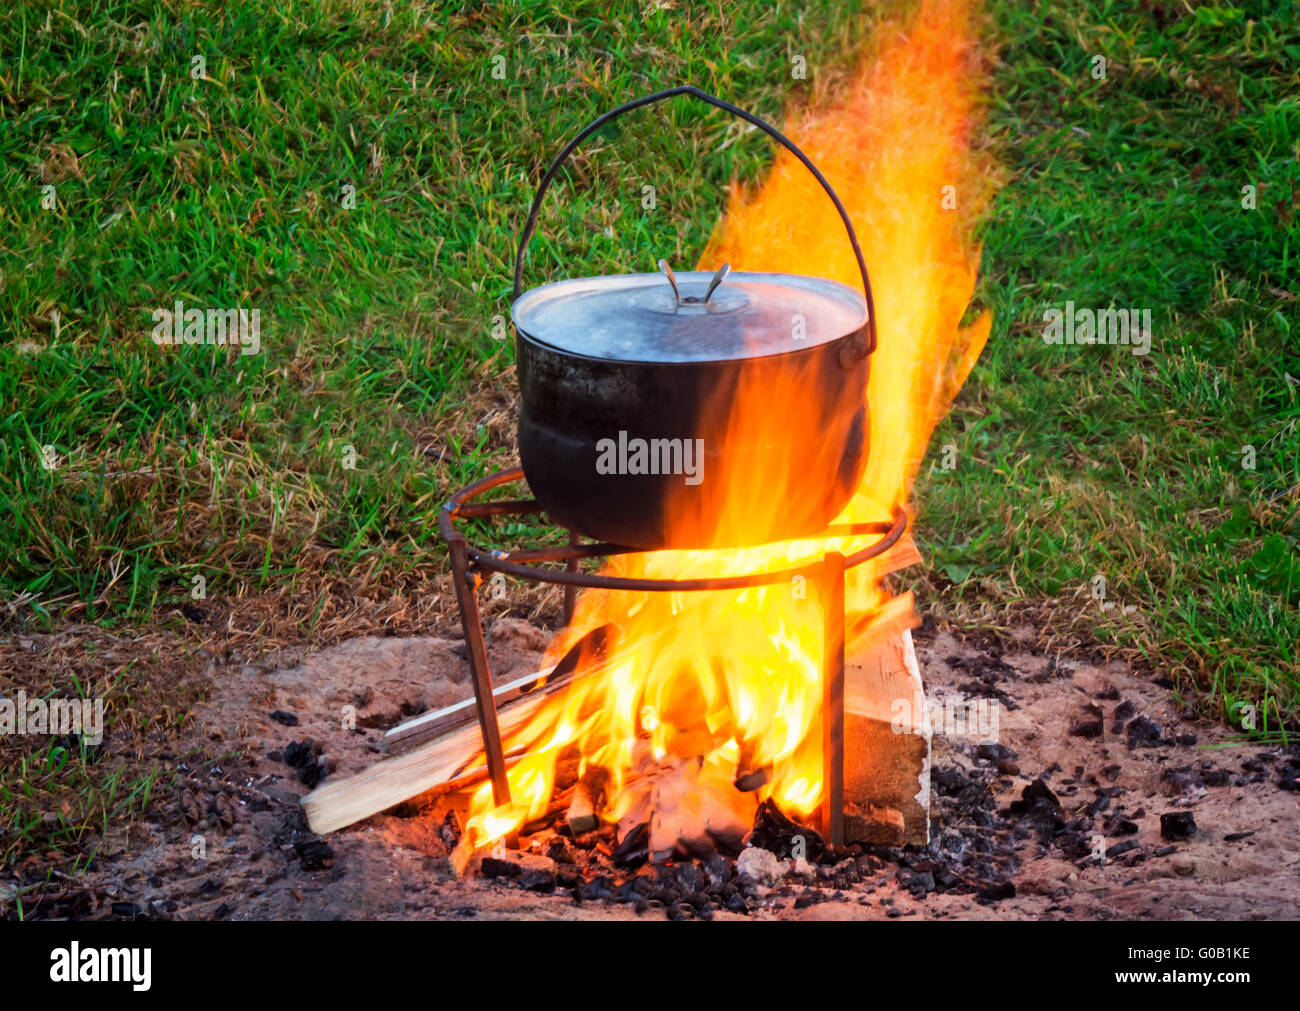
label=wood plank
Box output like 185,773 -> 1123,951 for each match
384,664 -> 558,753
384,622 -> 616,753
303,671 -> 583,835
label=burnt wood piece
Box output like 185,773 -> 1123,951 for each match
746,799 -> 826,861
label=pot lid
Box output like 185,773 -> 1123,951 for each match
511,264 -> 868,364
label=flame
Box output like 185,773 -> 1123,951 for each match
462,0 -> 995,852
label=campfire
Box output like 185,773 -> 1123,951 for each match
303,0 -> 994,889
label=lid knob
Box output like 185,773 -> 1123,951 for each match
658,259 -> 731,306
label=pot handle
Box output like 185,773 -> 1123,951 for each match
512,84 -> 877,359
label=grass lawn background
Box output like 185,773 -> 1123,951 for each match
0,0 -> 1297,871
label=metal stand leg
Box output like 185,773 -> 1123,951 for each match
820,551 -> 846,847
447,531 -> 513,816
563,530 -> 579,625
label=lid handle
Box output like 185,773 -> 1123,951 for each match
657,258 -> 682,303
512,85 -> 877,359
657,259 -> 730,306
703,262 -> 730,304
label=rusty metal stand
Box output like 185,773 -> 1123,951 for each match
445,533 -> 512,810
820,551 -> 846,847
440,467 -> 904,849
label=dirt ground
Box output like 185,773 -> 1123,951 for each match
29,617 -> 1300,921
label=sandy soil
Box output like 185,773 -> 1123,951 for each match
45,618 -> 1300,921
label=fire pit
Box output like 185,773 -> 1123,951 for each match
436,464 -> 908,846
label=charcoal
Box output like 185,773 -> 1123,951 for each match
283,740 -> 315,768
1009,777 -> 1062,815
932,764 -> 971,796
1164,765 -> 1203,792
897,869 -> 936,898
1070,704 -> 1105,739
1160,811 -> 1197,841
1111,700 -> 1136,733
519,869 -> 556,893
294,838 -> 335,871
1084,794 -> 1110,817
976,742 -> 1018,763
746,799 -> 825,861
1223,830 -> 1256,842
703,852 -> 733,887
1126,716 -> 1163,749
977,881 -> 1015,902
611,822 -> 649,869
673,862 -> 706,892
1103,817 -> 1139,837
1009,777 -> 1064,843
575,875 -> 615,902
613,879 -> 643,904
269,710 -> 299,726
297,762 -> 326,788
556,869 -> 581,890
1106,840 -> 1140,858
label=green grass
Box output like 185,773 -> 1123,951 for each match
0,0 -> 1296,753
919,0 -> 1300,730
0,0 -> 868,622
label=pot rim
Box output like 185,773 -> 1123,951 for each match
511,268 -> 870,368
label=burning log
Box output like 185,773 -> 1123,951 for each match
843,619 -> 931,846
565,767 -> 608,835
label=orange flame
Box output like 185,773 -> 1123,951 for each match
463,0 -> 995,852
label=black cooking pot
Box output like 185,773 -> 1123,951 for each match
511,86 -> 877,550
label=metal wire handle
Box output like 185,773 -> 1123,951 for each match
511,84 -> 878,358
